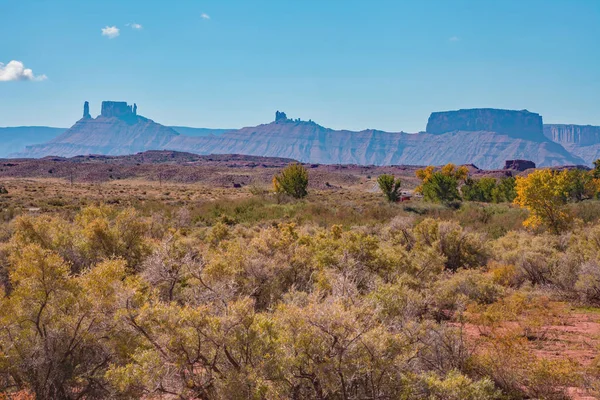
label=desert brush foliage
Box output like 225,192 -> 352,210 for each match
0,163 -> 599,399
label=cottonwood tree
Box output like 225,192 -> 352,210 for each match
514,169 -> 572,234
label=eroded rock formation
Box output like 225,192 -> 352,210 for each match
83,101 -> 91,119
504,159 -> 536,171
426,108 -> 545,141
275,111 -> 288,122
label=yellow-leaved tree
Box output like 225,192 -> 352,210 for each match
514,169 -> 572,234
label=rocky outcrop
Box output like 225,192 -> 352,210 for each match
544,124 -> 600,146
275,111 -> 288,122
426,108 -> 545,141
83,101 -> 91,119
504,159 -> 536,171
17,102 -> 179,157
100,101 -> 136,119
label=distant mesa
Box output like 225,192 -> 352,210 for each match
504,159 -> 536,171
100,101 -> 138,120
426,108 -> 545,141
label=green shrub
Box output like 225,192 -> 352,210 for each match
377,174 -> 402,202
273,163 -> 309,198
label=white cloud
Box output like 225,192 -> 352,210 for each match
128,23 -> 143,30
101,26 -> 120,39
0,60 -> 47,82
201,13 -> 210,20
449,36 -> 460,42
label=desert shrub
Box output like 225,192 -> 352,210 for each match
75,206 -> 151,270
273,163 -> 309,198
455,202 -> 526,238
141,234 -> 204,302
488,262 -> 522,287
574,261 -> 600,304
377,174 -> 402,202
416,370 -> 502,400
414,219 -> 488,271
385,215 -> 416,249
491,231 -> 559,285
368,279 -> 427,323
0,245 -> 127,399
9,206 -> 151,272
0,185 -> 7,195
434,269 -> 503,312
473,335 -> 581,399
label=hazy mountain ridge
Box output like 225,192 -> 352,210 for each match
0,127 -> 66,157
166,119 -> 583,169
5,103 -> 594,169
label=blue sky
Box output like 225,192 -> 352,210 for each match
1,0 -> 599,132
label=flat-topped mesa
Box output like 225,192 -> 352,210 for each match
275,111 -> 288,122
426,108 -> 545,141
101,101 -> 137,119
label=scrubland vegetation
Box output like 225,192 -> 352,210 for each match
0,163 -> 599,399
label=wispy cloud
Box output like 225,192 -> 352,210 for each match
201,13 -> 210,20
101,26 -> 120,39
449,36 -> 460,42
0,60 -> 47,82
128,23 -> 143,30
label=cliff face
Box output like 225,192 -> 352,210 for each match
427,108 -> 545,141
544,124 -> 600,146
